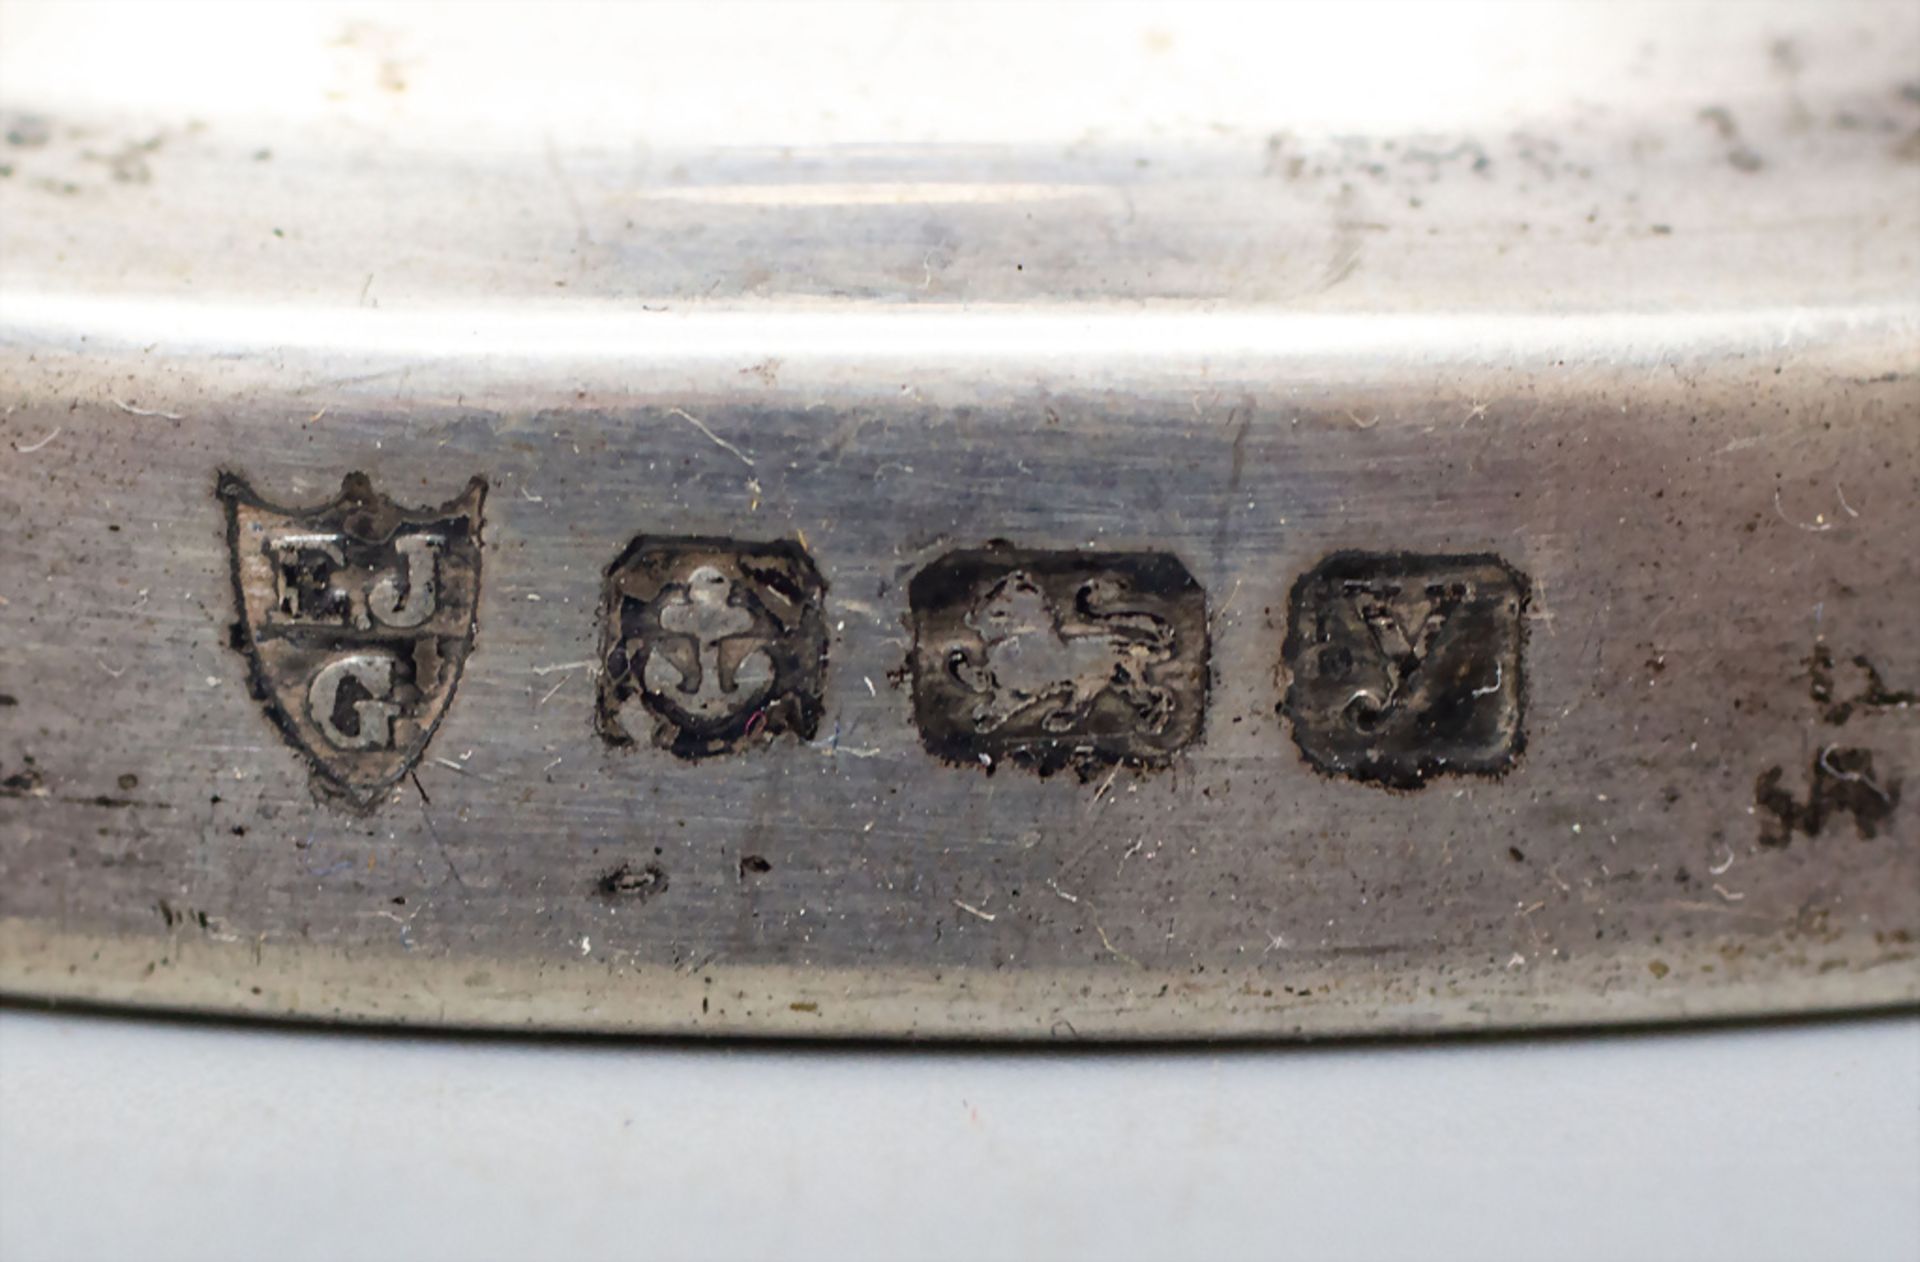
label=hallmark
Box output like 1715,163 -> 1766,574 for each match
1281,551 -> 1527,788
596,536 -> 828,758
220,471 -> 486,805
908,545 -> 1209,776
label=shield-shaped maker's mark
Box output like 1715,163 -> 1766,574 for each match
219,472 -> 486,807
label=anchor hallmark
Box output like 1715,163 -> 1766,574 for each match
597,536 -> 828,759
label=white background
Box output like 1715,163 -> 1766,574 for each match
3,1011 -> 1917,1262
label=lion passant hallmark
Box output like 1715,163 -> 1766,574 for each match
907,545 -> 1210,777
219,472 -> 487,806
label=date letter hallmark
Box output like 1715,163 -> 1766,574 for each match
219,472 -> 486,806
597,537 -> 829,758
1282,552 -> 1528,789
909,545 -> 1209,777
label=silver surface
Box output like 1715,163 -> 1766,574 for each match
1,2 -> 1917,1037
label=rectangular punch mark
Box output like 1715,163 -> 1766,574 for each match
908,544 -> 1209,778
1282,551 -> 1528,789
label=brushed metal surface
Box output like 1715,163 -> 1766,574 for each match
1,2 -> 1917,1037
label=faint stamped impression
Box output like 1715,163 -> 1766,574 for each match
1282,552 -> 1528,789
597,537 -> 828,758
908,545 -> 1209,776
220,471 -> 486,806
